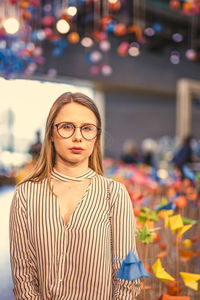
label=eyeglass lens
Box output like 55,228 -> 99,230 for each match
57,122 -> 98,140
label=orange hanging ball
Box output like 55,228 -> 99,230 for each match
100,16 -> 113,31
67,32 -> 80,44
21,9 -> 32,21
159,242 -> 167,250
127,25 -> 142,37
152,232 -> 160,244
20,0 -> 29,9
170,0 -> 180,10
183,1 -> 193,11
133,207 -> 140,217
109,1 -> 121,11
166,280 -> 182,296
114,23 -> 127,36
175,195 -> 187,208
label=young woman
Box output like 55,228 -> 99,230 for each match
9,92 -> 140,299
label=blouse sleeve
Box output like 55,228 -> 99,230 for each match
9,186 -> 42,299
111,182 -> 141,299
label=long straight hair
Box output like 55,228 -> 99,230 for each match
19,92 -> 104,187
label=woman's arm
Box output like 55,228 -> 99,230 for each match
9,187 -> 42,299
111,183 -> 141,299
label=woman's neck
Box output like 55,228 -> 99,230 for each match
54,161 -> 89,178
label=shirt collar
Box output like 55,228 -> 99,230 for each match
51,168 -> 96,182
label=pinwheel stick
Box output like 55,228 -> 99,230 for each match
143,243 -> 149,300
132,283 -> 135,299
176,236 -> 180,290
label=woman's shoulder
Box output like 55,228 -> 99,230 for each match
16,178 -> 47,194
95,173 -> 126,192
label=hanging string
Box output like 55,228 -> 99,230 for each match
191,14 -> 198,50
103,0 -> 109,18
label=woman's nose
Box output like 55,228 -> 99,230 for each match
72,127 -> 82,141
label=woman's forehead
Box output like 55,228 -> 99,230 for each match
55,102 -> 97,123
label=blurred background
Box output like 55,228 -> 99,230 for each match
0,0 -> 200,299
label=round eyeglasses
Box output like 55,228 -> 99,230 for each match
53,122 -> 101,140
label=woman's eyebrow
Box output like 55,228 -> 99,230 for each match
58,121 -> 96,126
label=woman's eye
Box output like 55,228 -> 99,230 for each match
82,126 -> 93,131
62,123 -> 73,130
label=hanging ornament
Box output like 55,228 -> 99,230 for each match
101,64 -> 112,76
89,50 -> 103,63
93,30 -> 107,42
128,42 -> 140,57
100,16 -> 113,31
144,27 -> 155,37
67,32 -> 80,43
20,1 -> 29,9
44,27 -> 53,38
114,23 -> 127,36
153,23 -> 163,33
8,0 -> 18,4
106,20 -> 116,33
42,16 -> 55,27
90,65 -> 100,75
3,18 -> 20,35
99,40 -> 111,52
44,4 -> 52,13
172,33 -> 183,43
127,25 -> 142,37
117,41 -> 129,56
109,1 -> 121,12
170,51 -> 180,64
81,36 -> 94,47
47,68 -> 57,78
170,0 -> 180,11
183,1 -> 193,12
67,6 -> 77,17
56,19 -> 70,34
185,49 -> 198,61
21,9 -> 32,21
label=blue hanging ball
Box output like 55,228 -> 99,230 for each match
85,53 -> 92,64
153,23 -> 162,33
107,21 -> 116,33
52,48 -> 63,57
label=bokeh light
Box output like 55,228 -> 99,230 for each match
4,18 -> 19,35
56,19 -> 70,34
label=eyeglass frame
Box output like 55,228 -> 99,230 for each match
53,121 -> 101,140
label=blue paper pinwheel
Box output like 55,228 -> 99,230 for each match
113,250 -> 149,281
155,202 -> 176,211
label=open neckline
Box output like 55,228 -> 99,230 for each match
51,175 -> 94,229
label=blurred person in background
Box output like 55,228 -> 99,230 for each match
121,139 -> 140,164
9,92 -> 140,299
172,135 -> 194,170
15,130 -> 42,183
29,130 -> 42,161
141,138 -> 157,167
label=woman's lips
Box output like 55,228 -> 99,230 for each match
70,147 -> 84,154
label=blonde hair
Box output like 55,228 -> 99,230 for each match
19,92 -> 104,187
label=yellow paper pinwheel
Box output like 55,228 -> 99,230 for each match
178,224 -> 193,237
169,214 -> 183,233
163,210 -> 174,228
152,259 -> 174,282
180,272 -> 200,291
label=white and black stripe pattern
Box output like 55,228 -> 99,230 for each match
9,169 -> 141,299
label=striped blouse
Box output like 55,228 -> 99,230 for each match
9,168 -> 141,300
